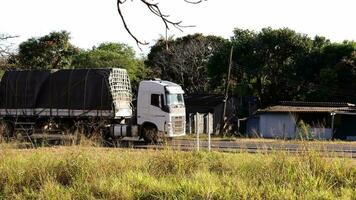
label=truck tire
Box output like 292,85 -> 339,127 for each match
142,126 -> 158,144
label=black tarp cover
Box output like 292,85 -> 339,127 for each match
0,69 -> 113,111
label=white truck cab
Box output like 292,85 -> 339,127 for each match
137,80 -> 186,141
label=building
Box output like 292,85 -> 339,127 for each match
184,94 -> 239,134
247,101 -> 356,140
185,94 -> 259,135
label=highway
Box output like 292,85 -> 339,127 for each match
14,134 -> 356,158
132,139 -> 356,158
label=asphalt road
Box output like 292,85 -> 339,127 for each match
132,139 -> 356,158
14,134 -> 356,158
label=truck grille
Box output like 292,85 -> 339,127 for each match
172,116 -> 185,134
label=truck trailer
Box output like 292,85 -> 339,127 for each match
0,68 -> 186,143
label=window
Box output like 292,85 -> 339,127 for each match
151,94 -> 161,107
166,93 -> 184,105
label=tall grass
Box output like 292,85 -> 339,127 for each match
0,147 -> 355,200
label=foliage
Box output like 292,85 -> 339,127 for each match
146,34 -> 227,93
0,147 -> 354,199
207,28 -> 356,107
8,34 -> 149,90
14,31 -> 78,69
72,42 -> 149,88
304,42 -> 356,102
4,27 -> 356,107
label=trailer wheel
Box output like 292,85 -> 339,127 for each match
142,126 -> 158,144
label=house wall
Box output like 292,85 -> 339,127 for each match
308,128 -> 332,140
246,116 -> 260,137
259,113 -> 297,139
247,113 -> 333,140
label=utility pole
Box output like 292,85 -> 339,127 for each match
220,46 -> 233,134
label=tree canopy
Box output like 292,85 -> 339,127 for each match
146,33 -> 227,93
3,27 -> 356,110
207,28 -> 356,106
14,31 -> 78,70
6,32 -> 149,90
72,42 -> 149,87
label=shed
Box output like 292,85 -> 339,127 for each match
247,101 -> 356,140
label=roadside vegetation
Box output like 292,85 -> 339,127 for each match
0,145 -> 355,200
2,28 -> 356,107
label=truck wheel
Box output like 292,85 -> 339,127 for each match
142,126 -> 158,144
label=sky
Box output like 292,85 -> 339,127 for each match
1,0 -> 356,55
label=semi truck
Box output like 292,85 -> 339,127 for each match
0,68 -> 186,143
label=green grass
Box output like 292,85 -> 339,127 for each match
0,146 -> 355,200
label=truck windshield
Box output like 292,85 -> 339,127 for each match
166,93 -> 184,105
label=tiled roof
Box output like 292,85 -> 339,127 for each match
279,101 -> 355,107
257,102 -> 356,114
258,106 -> 354,113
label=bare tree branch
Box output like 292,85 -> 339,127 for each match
117,1 -> 148,49
184,0 -> 205,4
117,0 -> 205,48
0,34 -> 18,57
0,35 -> 18,40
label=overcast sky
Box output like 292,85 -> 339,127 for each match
1,0 -> 355,55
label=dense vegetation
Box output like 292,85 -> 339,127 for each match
1,28 -> 356,107
146,34 -> 227,93
207,28 -> 356,106
147,28 -> 356,106
0,146 -> 355,199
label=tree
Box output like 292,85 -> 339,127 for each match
117,0 -> 205,47
0,34 -> 17,58
208,29 -> 258,95
308,42 -> 356,102
208,28 -> 314,106
208,27 -> 356,106
14,31 -> 78,69
0,33 -> 18,77
146,34 -> 227,93
72,42 -> 149,88
252,28 -> 313,105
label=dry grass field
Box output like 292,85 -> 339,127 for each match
0,143 -> 355,200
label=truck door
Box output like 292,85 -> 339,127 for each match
150,94 -> 165,117
149,94 -> 166,130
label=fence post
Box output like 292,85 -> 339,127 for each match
208,113 -> 211,151
195,113 -> 200,151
